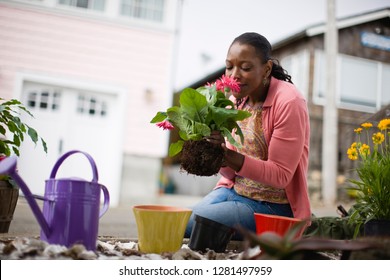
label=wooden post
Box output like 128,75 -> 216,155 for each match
322,0 -> 338,206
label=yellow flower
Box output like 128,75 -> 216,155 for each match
354,127 -> 363,134
347,147 -> 358,160
347,118 -> 390,229
378,118 -> 390,131
359,144 -> 370,158
348,118 -> 390,162
361,122 -> 373,129
372,132 -> 385,145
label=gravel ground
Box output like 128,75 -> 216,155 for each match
0,236 -> 248,260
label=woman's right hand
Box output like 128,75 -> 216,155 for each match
205,130 -> 226,148
205,131 -> 244,171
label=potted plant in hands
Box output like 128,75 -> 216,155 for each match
150,75 -> 251,176
346,118 -> 390,237
0,97 -> 47,233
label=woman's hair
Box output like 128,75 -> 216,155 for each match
231,32 -> 293,84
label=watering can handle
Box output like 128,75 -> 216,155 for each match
50,150 -> 99,183
99,184 -> 110,218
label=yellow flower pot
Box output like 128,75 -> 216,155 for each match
132,205 -> 192,254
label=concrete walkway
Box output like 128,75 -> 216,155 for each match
2,194 -> 345,239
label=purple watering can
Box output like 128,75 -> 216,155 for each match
0,150 -> 110,251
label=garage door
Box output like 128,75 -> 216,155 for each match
17,80 -> 124,206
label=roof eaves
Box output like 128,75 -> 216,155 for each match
271,30 -> 308,50
306,7 -> 390,37
272,7 -> 390,48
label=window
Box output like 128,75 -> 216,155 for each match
313,50 -> 390,112
280,50 -> 309,98
121,0 -> 165,22
26,89 -> 62,112
313,50 -> 327,102
58,0 -> 105,11
381,64 -> 390,106
77,93 -> 108,117
339,55 -> 377,108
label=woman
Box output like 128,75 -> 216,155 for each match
185,32 -> 311,240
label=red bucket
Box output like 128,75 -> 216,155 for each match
254,213 -> 304,238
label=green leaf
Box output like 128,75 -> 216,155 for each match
221,127 -> 241,148
235,110 -> 252,121
252,232 -> 286,255
192,122 -> 211,136
215,98 -> 234,108
187,133 -> 203,141
167,107 -> 190,133
210,107 -> 240,127
12,146 -> 20,156
235,124 -> 245,144
1,97 -> 47,156
197,86 -> 217,104
284,220 -> 307,241
16,103 -> 34,118
178,131 -> 189,141
7,121 -> 17,133
0,141 -> 9,155
168,140 -> 184,157
27,126 -> 39,144
41,138 -> 48,153
0,124 -> 5,135
13,134 -> 20,147
150,111 -> 167,123
167,106 -> 182,119
2,99 -> 22,106
179,88 -> 208,123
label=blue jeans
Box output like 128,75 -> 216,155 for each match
185,187 -> 293,240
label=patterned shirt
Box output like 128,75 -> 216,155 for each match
234,102 -> 288,204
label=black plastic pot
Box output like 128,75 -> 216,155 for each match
364,219 -> 390,237
188,214 -> 235,253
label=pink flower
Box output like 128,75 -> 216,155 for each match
156,120 -> 174,130
215,75 -> 241,93
205,82 -> 213,88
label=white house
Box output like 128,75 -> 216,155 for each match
0,0 -> 182,206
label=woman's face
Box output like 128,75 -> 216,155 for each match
225,42 -> 270,101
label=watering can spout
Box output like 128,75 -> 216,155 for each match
0,156 -> 51,236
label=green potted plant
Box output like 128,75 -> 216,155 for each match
346,118 -> 390,237
237,223 -> 379,260
0,97 -> 47,233
150,75 -> 251,176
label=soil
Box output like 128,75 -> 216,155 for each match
180,139 -> 224,176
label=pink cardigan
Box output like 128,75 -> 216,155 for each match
216,77 -> 311,220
